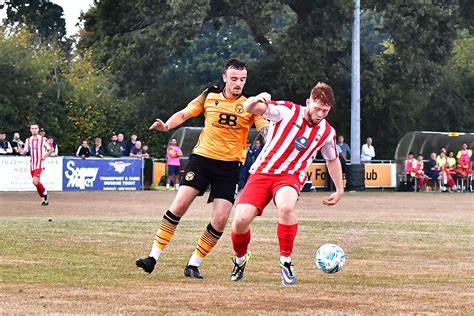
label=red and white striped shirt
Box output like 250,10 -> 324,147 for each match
250,101 -> 338,183
24,136 -> 52,171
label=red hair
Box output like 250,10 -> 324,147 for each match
310,82 -> 335,107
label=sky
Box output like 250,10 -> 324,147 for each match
0,0 -> 95,36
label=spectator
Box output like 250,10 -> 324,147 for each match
405,152 -> 417,178
447,151 -> 457,178
361,137 -> 375,163
127,133 -> 138,156
11,132 -> 24,155
166,138 -> 182,191
239,140 -> 254,191
107,134 -> 122,157
425,152 -> 445,191
0,131 -> 13,155
456,143 -> 472,178
118,133 -> 128,156
414,154 -> 429,191
437,151 -> 456,191
90,137 -> 105,158
75,140 -> 91,159
252,139 -> 262,163
130,140 -> 150,158
39,128 -> 46,138
142,143 -> 150,156
48,137 -> 59,157
337,135 -> 351,161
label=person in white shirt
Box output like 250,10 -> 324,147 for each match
361,137 -> 375,163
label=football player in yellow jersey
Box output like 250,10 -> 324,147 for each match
136,58 -> 269,279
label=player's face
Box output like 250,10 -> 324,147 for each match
30,125 -> 39,136
305,99 -> 331,126
223,68 -> 247,98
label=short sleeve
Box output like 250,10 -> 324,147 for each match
320,129 -> 338,160
183,89 -> 207,118
262,101 -> 294,122
254,114 -> 269,132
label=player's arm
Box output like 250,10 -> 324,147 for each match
323,158 -> 344,206
244,92 -> 271,115
42,142 -> 53,160
149,90 -> 207,132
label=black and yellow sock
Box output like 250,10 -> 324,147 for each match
188,223 -> 223,266
153,210 -> 181,251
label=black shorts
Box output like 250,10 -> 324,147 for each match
181,154 -> 240,203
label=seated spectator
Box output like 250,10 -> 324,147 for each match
437,150 -> 456,191
90,137 -> 105,158
76,140 -> 91,159
405,152 -> 417,178
414,154 -> 429,191
106,134 -> 122,157
456,143 -> 472,178
11,132 -> 24,155
425,152 -> 445,191
130,141 -> 149,158
0,131 -> 13,155
447,151 -> 457,177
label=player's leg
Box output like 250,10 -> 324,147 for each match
229,203 -> 258,282
136,155 -> 208,274
274,184 -> 299,286
184,158 -> 239,279
32,169 -> 48,205
230,174 -> 273,282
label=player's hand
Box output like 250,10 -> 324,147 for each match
149,119 -> 169,132
256,92 -> 271,103
323,191 -> 343,206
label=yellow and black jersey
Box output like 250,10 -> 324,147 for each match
183,86 -> 268,163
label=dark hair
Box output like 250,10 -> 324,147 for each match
311,82 -> 335,107
408,152 -> 414,156
225,58 -> 247,72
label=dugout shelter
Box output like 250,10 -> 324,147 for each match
168,127 -> 260,168
394,131 -> 474,183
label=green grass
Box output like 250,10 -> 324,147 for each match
1,217 -> 473,313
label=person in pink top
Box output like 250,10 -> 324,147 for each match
456,143 -> 472,177
405,152 -> 416,178
167,138 -> 183,191
22,123 -> 53,206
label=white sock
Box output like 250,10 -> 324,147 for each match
175,184 -> 179,190
235,255 -> 246,265
148,244 -> 162,260
43,190 -> 48,196
187,253 -> 202,267
166,183 -> 170,188
280,255 -> 291,264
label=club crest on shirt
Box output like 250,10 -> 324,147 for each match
185,171 -> 195,181
294,136 -> 308,151
215,100 -> 219,106
235,104 -> 244,114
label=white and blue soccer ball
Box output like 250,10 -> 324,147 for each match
315,243 -> 346,274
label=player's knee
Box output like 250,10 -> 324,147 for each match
277,204 -> 294,218
232,214 -> 251,231
32,178 -> 39,185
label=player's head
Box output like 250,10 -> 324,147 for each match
305,82 -> 335,125
223,58 -> 247,98
30,123 -> 39,136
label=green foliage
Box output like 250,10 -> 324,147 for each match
2,0 -> 473,159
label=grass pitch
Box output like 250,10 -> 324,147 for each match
0,191 -> 473,314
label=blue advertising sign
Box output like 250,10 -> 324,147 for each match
63,158 -> 142,191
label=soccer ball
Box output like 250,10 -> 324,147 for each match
315,243 -> 346,274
